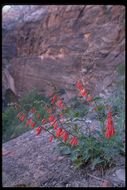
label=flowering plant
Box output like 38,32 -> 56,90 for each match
15,81 -> 124,170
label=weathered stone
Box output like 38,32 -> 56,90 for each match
116,169 -> 125,182
2,5 -> 125,99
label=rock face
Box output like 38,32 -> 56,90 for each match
2,127 -> 125,187
2,5 -> 125,98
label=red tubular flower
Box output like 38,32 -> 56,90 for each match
80,89 -> 87,97
53,122 -> 58,130
56,100 -> 64,109
49,135 -> 54,142
42,118 -> 46,125
51,95 -> 57,104
31,121 -> 36,128
36,126 -> 42,135
76,81 -> 84,91
62,131 -> 69,142
59,113 -> 63,118
16,112 -> 23,118
49,115 -> 55,122
49,115 -> 56,123
56,128 -> 62,137
70,136 -> 78,146
25,119 -> 31,127
30,108 -> 36,113
87,95 -> 93,102
47,108 -> 52,114
105,111 -> 115,138
19,114 -> 26,122
60,129 -> 64,136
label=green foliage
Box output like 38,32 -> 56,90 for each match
56,91 -> 124,169
19,90 -> 49,111
9,82 -> 124,171
2,90 -> 49,143
64,127 -> 124,169
69,96 -> 89,118
2,106 -> 30,143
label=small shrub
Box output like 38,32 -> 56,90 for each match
2,90 -> 48,142
14,81 -> 125,170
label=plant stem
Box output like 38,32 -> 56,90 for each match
43,125 -> 67,146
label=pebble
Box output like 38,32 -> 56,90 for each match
112,173 -> 116,177
57,156 -> 64,161
115,169 -> 125,182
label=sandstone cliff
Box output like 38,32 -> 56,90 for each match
2,5 -> 125,99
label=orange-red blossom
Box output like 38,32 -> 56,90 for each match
70,136 -> 78,146
56,99 -> 65,109
36,126 -> 42,135
105,111 -> 115,139
51,95 -> 57,104
49,135 -> 54,142
75,81 -> 93,102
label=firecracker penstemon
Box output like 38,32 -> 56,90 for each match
15,81 -> 124,169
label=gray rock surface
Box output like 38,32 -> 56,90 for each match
115,169 -> 125,182
2,127 -> 125,187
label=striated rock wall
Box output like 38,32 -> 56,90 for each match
2,5 -> 125,98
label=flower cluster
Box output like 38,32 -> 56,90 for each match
14,79 -> 123,171
16,92 -> 78,146
105,111 -> 115,138
16,79 -> 117,170
76,81 -> 93,102
17,112 -> 26,122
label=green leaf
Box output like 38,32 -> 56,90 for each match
93,97 -> 104,102
82,151 -> 90,161
71,152 -> 79,161
91,157 -> 104,170
73,158 -> 83,168
95,130 -> 104,139
74,112 -> 80,118
61,147 -> 72,155
47,125 -> 54,130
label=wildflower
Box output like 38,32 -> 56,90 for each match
80,89 -> 87,97
16,112 -> 23,118
87,95 -> 93,102
42,118 -> 46,124
70,136 -> 78,146
53,122 -> 58,130
49,115 -> 56,123
62,131 -> 69,142
19,114 -> 26,122
25,118 -> 32,127
36,126 -> 42,135
56,100 -> 64,109
76,81 -> 84,91
60,129 -> 64,136
56,128 -> 62,137
31,121 -> 36,128
105,111 -> 115,139
49,135 -> 54,142
30,108 -> 36,113
51,95 -> 57,104
47,108 -> 52,114
59,113 -> 63,118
